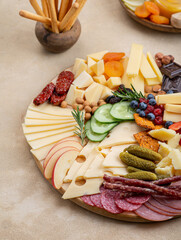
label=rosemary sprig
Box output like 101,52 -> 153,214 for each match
71,106 -> 86,146
113,84 -> 145,101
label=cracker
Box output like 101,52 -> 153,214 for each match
140,135 -> 159,152
134,131 -> 148,144
134,113 -> 163,130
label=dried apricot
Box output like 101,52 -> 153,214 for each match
150,15 -> 169,25
103,52 -> 125,62
135,4 -> 150,18
145,2 -> 160,15
104,61 -> 124,77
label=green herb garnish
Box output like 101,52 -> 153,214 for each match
113,84 -> 145,101
71,106 -> 86,146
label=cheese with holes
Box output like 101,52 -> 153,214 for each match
98,122 -> 141,149
87,57 -> 96,76
85,82 -> 103,103
93,75 -> 107,85
100,86 -> 112,100
25,110 -> 73,120
130,72 -> 144,94
74,61 -> 88,78
103,145 -> 131,168
170,149 -> 181,170
149,128 -> 176,141
28,102 -> 72,116
91,60 -> 104,76
165,104 -> 181,114
157,93 -> 181,105
147,52 -> 162,82
163,111 -> 181,122
84,153 -> 105,178
25,118 -> 75,126
73,71 -> 93,88
72,58 -> 86,75
107,77 -> 122,89
126,43 -> 143,77
100,148 -> 110,157
87,50 -> 108,62
167,134 -> 181,148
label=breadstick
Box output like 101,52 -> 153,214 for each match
19,10 -> 51,25
41,0 -> 49,17
47,0 -> 59,33
67,0 -> 73,11
58,0 -> 70,21
29,0 -> 45,16
54,0 -> 59,15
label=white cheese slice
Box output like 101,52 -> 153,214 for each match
98,122 -> 142,149
170,149 -> 181,170
85,82 -> 103,103
87,50 -> 108,62
163,111 -> 181,123
157,93 -> 181,105
65,85 -> 77,105
100,148 -> 110,157
105,167 -> 128,176
25,110 -> 73,120
73,71 -> 93,88
31,144 -> 55,161
25,118 -> 75,126
165,104 -> 181,114
103,145 -> 131,168
167,134 -> 181,148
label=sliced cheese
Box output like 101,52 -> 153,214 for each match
93,75 -> 107,85
84,153 -> 105,178
155,166 -> 174,177
145,77 -> 162,86
126,43 -> 143,77
130,71 -> 144,94
107,77 -> 122,89
147,52 -> 162,82
158,142 -> 172,158
121,57 -> 132,88
31,144 -> 55,161
100,86 -> 112,100
170,149 -> 181,170
72,58 -> 86,75
156,93 -> 181,105
25,110 -> 73,120
98,122 -> 141,149
25,118 -> 75,126
165,104 -> 181,114
91,60 -> 104,76
78,142 -> 99,159
167,134 -> 181,148
103,145 -> 131,168
75,61 -> 88,78
140,54 -> 157,80
100,148 -> 110,157
28,102 -> 73,116
106,167 -> 128,176
157,155 -> 172,168
85,82 -> 103,103
73,71 -> 93,88
65,85 -> 85,106
149,128 -> 176,141
87,50 -> 108,62
163,111 -> 181,123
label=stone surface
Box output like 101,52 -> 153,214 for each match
0,0 -> 181,239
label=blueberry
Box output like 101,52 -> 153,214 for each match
167,90 -> 174,94
139,111 -> 146,118
147,94 -> 155,100
130,100 -> 138,109
147,113 -> 155,121
139,102 -> 147,110
149,98 -> 156,106
136,109 -> 141,114
165,121 -> 173,129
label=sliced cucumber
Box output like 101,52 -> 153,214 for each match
85,120 -> 108,142
110,101 -> 135,120
91,116 -> 118,134
94,104 -> 119,123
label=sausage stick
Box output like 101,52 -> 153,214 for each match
47,0 -> 59,33
58,0 -> 70,21
63,0 -> 87,32
29,0 -> 45,16
41,0 -> 49,17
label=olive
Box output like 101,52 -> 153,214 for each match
105,95 -> 115,103
109,96 -> 122,104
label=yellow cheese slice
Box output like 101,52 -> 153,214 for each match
165,104 -> 181,114
28,102 -> 73,116
157,93 -> 181,105
73,71 -> 93,88
91,60 -> 104,76
84,153 -> 105,178
107,77 -> 122,89
107,167 -> 128,176
158,142 -> 172,158
121,57 -> 132,88
31,144 -> 55,161
145,77 -> 162,86
170,149 -> 181,170
25,126 -> 76,141
85,82 -> 103,103
62,178 -> 103,199
25,118 -> 75,126
65,85 -> 77,105
167,134 -> 181,148
28,131 -> 75,149
147,52 -> 162,82
130,71 -> 144,94
155,166 -> 174,177
100,148 -> 110,157
98,122 -> 142,149
149,128 -> 176,141
126,43 -> 143,77
72,58 -> 86,75
87,50 -> 108,62
103,145 -> 131,168
25,110 -> 73,120
163,111 -> 181,122
100,86 -> 112,100
140,54 -> 157,79
93,75 -> 107,85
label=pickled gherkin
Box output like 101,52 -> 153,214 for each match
127,166 -> 142,173
125,171 -> 157,181
120,152 -> 156,171
124,145 -> 162,162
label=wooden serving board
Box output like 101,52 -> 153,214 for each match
119,0 -> 181,33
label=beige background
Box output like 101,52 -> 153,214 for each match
1,0 -> 181,239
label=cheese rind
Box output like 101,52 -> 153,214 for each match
73,71 -> 93,88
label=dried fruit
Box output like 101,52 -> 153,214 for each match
150,15 -> 169,25
104,61 -> 124,77
103,52 -> 125,62
135,4 -> 150,18
144,2 -> 160,15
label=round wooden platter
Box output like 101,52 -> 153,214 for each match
119,0 -> 181,33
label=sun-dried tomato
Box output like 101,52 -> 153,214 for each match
33,82 -> 55,105
50,93 -> 67,106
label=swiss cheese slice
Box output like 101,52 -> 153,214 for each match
84,153 -> 105,178
98,122 -> 142,149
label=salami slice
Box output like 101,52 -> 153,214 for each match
90,194 -> 103,209
126,195 -> 150,205
115,199 -> 141,211
154,197 -> 181,210
144,202 -> 174,216
101,190 -> 123,214
149,198 -> 181,214
135,205 -> 173,221
81,195 -> 95,207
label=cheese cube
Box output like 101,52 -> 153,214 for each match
170,149 -> 181,170
93,75 -> 107,85
149,128 -> 176,141
158,142 -> 172,158
167,134 -> 181,148
87,57 -> 96,76
130,71 -> 144,94
91,60 -> 104,76
145,77 -> 161,86
126,43 -> 143,77
85,82 -> 103,103
72,58 -> 86,75
155,166 -> 174,177
165,104 -> 181,114
65,85 -> 85,105
147,52 -> 162,83
87,50 -> 108,62
107,77 -> 122,89
75,61 -> 88,78
156,93 -> 181,105
73,71 -> 93,88
163,111 -> 181,123
100,86 -> 113,100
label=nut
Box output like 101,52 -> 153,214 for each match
99,101 -> 106,106
84,106 -> 92,113
72,103 -> 78,110
158,90 -> 166,95
78,104 -> 84,111
162,55 -> 171,65
155,59 -> 162,68
92,106 -> 98,114
153,85 -> 161,93
61,101 -> 67,108
76,97 -> 84,104
155,52 -> 164,60
83,100 -> 90,107
85,113 -> 91,120
98,99 -> 104,105
90,102 -> 97,108
168,55 -> 175,63
145,85 -> 153,93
